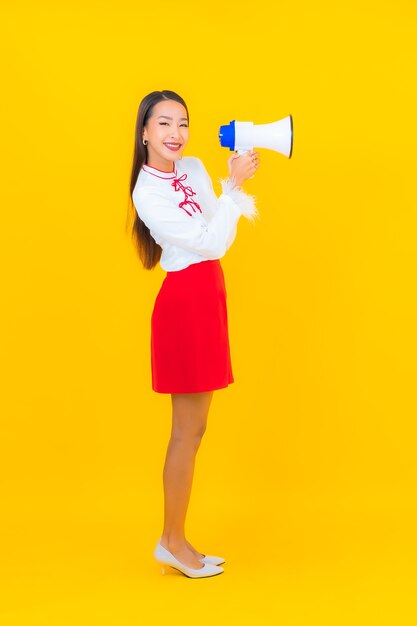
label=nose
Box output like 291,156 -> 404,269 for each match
170,127 -> 181,139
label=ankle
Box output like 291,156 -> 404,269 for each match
160,534 -> 187,551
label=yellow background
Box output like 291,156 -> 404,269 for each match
1,0 -> 416,623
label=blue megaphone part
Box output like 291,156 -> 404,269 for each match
218,121 -> 236,151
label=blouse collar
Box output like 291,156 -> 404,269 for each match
142,162 -> 178,180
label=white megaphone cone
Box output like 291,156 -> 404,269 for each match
218,115 -> 293,158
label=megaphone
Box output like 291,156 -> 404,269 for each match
218,116 -> 293,158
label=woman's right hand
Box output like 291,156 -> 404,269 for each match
228,149 -> 260,188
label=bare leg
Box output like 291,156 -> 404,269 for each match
159,391 -> 213,569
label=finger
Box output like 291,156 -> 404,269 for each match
228,154 -> 239,169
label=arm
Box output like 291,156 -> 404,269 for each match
193,157 -> 259,223
132,181 -> 256,259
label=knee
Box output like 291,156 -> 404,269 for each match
171,424 -> 207,448
195,424 -> 207,445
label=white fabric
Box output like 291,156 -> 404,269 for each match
132,156 -> 258,272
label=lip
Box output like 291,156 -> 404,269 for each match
164,143 -> 182,152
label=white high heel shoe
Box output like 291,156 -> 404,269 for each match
154,541 -> 224,578
201,554 -> 226,566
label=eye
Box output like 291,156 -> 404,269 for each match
159,122 -> 189,127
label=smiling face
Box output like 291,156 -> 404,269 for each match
142,99 -> 189,172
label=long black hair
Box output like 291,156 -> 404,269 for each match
126,90 -> 189,270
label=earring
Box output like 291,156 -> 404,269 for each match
143,139 -> 148,146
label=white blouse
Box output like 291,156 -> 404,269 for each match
132,156 -> 258,272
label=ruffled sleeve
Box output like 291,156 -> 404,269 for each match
218,177 -> 259,222
192,157 -> 259,223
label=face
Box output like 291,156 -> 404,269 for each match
143,99 -> 189,171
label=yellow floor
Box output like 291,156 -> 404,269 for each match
1,487 -> 416,625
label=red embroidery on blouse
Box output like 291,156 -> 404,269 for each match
142,164 -> 176,179
171,173 -> 202,216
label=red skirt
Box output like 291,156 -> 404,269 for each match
151,259 -> 234,393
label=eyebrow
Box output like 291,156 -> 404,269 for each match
157,115 -> 189,121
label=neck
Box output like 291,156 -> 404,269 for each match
145,157 -> 175,173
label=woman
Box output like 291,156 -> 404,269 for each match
128,90 -> 260,578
